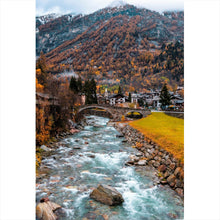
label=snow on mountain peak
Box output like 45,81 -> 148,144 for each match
109,0 -> 127,8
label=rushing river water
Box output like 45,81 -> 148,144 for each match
36,116 -> 184,220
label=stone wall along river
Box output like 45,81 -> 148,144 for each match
36,116 -> 184,219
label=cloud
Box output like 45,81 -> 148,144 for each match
36,0 -> 184,16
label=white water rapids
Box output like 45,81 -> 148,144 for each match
36,116 -> 183,219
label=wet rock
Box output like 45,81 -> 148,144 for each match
167,213 -> 178,219
158,165 -> 167,172
137,160 -> 147,166
54,207 -> 67,218
154,156 -> 159,161
175,179 -> 184,188
83,212 -> 98,219
122,140 -> 127,143
160,179 -> 168,185
68,150 -> 75,156
94,124 -> 103,128
135,152 -> 143,157
163,172 -> 169,178
129,155 -> 139,162
36,198 -> 62,220
169,163 -> 176,170
160,159 -> 166,165
167,174 -> 176,188
145,152 -> 150,158
165,159 -> 172,166
153,161 -> 160,168
148,160 -> 155,166
116,134 -> 124,138
90,184 -> 124,206
88,155 -> 95,158
40,145 -> 51,152
85,142 -> 89,144
158,152 -> 163,157
174,167 -> 182,178
73,146 -> 81,149
125,161 -> 134,166
53,155 -> 60,160
175,188 -> 184,197
164,154 -> 169,160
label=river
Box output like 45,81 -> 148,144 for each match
36,116 -> 184,219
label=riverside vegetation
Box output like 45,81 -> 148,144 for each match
129,112 -> 184,163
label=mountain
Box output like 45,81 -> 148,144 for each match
36,12 -> 79,54
36,4 -> 184,91
36,13 -> 62,28
109,0 -> 127,7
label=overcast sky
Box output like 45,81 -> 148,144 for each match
36,0 -> 184,16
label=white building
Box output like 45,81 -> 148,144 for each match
109,94 -> 126,106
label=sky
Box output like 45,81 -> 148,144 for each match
36,0 -> 184,16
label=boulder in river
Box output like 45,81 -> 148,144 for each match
137,160 -> 147,166
90,184 -> 124,205
36,198 -> 62,220
40,145 -> 51,152
116,134 -> 124,138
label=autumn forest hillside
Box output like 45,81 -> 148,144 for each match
37,4 -> 184,92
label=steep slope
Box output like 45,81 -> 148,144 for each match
36,4 -> 184,90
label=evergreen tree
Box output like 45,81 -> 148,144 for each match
91,78 -> 97,104
77,77 -> 83,93
159,84 -> 171,109
118,85 -> 122,94
84,79 -> 97,104
69,77 -> 78,93
128,92 -> 131,102
138,98 -> 144,107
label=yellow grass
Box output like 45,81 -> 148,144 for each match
129,112 -> 184,163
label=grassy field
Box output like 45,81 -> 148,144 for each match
129,112 -> 184,163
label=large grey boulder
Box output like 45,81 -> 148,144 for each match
90,184 -> 124,205
36,198 -> 62,220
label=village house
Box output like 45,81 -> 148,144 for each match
170,94 -> 184,108
109,94 -> 126,106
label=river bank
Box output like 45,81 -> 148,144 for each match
38,116 -> 184,198
112,121 -> 184,198
36,116 -> 184,219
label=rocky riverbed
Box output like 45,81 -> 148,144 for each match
36,116 -> 184,219
112,122 -> 184,198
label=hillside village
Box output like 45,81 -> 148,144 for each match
96,86 -> 184,111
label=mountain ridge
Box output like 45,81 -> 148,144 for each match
36,4 -> 183,91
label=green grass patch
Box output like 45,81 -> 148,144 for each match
129,112 -> 184,163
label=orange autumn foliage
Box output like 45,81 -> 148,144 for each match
36,106 -> 54,145
36,78 -> 44,93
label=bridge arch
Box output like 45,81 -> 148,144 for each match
77,105 -> 114,120
125,110 -> 143,119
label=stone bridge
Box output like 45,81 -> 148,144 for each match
76,104 -> 151,121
